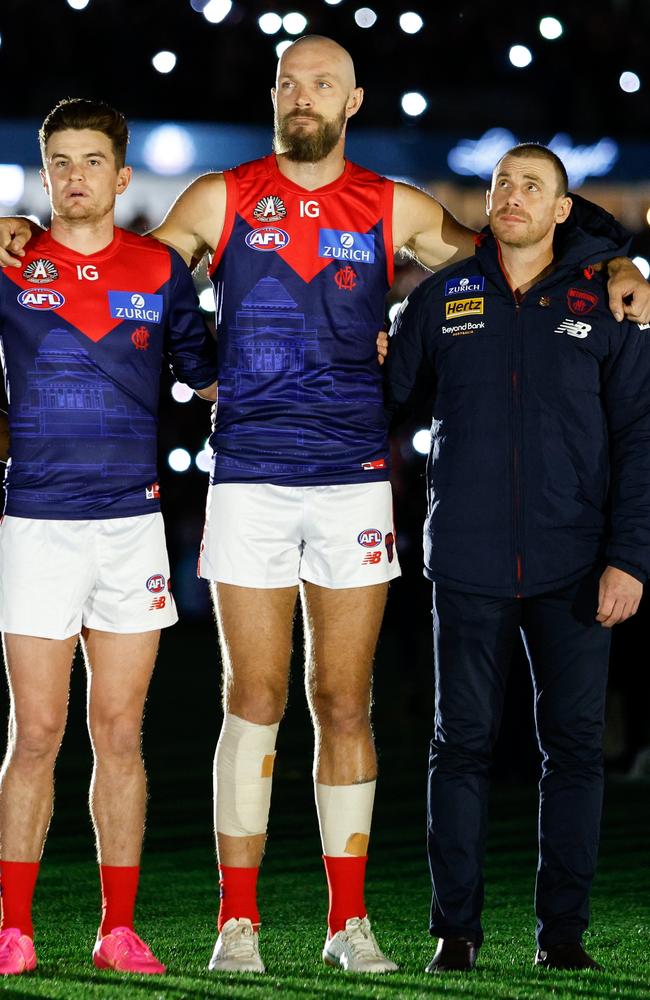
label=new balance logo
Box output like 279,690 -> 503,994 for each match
555,318 -> 591,339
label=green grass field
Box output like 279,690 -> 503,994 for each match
0,624 -> 648,999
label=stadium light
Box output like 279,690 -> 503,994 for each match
646,207 -> 650,227
412,429 -> 430,455
259,12 -> 283,34
355,8 -> 377,28
276,39 -> 293,57
203,0 -> 232,24
401,91 -> 427,117
171,382 -> 194,404
399,12 -> 424,34
633,256 -> 650,280
199,288 -> 216,312
67,0 -> 90,9
324,0 -> 344,5
619,71 -> 641,93
142,125 -> 195,175
0,165 -> 25,206
509,45 -> 533,68
388,301 -> 403,323
539,16 -> 563,39
195,446 -> 213,472
283,12 -> 308,34
168,448 -> 192,472
152,51 -> 177,74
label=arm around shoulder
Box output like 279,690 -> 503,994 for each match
392,182 -> 476,272
151,172 -> 227,268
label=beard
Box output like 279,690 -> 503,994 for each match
273,107 -> 347,163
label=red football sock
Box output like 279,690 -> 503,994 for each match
0,860 -> 40,938
99,864 -> 140,937
323,855 -> 368,935
217,865 -> 260,931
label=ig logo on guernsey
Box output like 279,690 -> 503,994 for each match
245,227 -> 290,252
17,287 -> 65,310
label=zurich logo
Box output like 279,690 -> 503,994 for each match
245,227 -> 291,251
17,287 -> 65,310
340,232 -> 355,249
131,293 -> 145,308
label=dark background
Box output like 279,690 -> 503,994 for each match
0,0 -> 648,811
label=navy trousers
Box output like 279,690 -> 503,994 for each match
428,573 -> 611,948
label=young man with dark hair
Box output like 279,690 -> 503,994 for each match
386,144 -> 650,974
0,98 -> 217,976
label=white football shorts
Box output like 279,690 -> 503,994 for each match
0,513 -> 178,640
198,482 -> 401,589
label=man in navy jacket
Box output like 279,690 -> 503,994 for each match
386,144 -> 650,973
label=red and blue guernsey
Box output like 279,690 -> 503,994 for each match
208,154 -> 394,485
0,227 -> 217,519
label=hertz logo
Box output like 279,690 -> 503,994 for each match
445,297 -> 484,319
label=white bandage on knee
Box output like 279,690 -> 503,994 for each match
315,780 -> 376,857
214,713 -> 279,838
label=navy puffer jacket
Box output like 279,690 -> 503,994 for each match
386,210 -> 650,596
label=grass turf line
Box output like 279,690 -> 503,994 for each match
0,782 -> 646,1000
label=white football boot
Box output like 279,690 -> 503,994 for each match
208,917 -> 265,973
322,916 -> 398,973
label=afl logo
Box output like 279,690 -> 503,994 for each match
340,232 -> 355,249
17,287 -> 65,310
357,528 -> 383,548
245,227 -> 291,252
146,574 -> 166,594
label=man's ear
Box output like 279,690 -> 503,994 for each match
555,195 -> 573,225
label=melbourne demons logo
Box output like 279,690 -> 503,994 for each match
146,574 -> 166,594
567,288 -> 598,315
253,194 -> 287,223
358,528 -> 382,548
17,287 -> 65,310
245,227 -> 290,252
335,266 -> 357,291
131,326 -> 150,350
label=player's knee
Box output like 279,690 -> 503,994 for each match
227,683 -> 286,725
12,717 -> 66,764
89,712 -> 143,762
311,688 -> 370,737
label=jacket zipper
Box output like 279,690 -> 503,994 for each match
497,243 -> 524,597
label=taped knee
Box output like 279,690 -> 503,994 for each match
214,713 -> 279,837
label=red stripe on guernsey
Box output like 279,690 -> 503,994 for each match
208,170 -> 237,277
215,154 -> 391,285
4,228 -> 171,343
381,178 -> 395,287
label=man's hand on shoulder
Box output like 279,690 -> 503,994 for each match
606,257 -> 650,324
596,565 -> 643,627
376,329 -> 388,365
0,217 -> 43,268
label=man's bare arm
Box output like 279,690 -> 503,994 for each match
150,172 -> 228,268
392,182 -> 476,271
195,381 -> 217,402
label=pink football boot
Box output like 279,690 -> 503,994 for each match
0,927 -> 37,975
92,926 -> 166,974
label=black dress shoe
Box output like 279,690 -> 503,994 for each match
425,937 -> 478,973
535,942 -> 603,971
